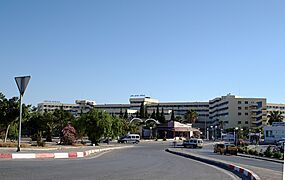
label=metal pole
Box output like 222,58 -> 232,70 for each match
234,130 -> 235,145
17,94 -> 22,152
204,120 -> 206,140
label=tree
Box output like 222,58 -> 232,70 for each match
175,116 -> 182,122
27,112 -> 45,142
119,108 -> 123,119
170,109 -> 175,121
268,111 -> 283,125
139,102 -> 145,118
156,104 -> 160,120
151,110 -> 156,119
0,94 -> 30,142
159,108 -> 166,123
53,109 -> 74,141
61,123 -> 76,145
184,109 -> 198,124
123,109 -> 128,120
80,109 -> 112,145
111,117 -> 124,139
43,112 -> 56,142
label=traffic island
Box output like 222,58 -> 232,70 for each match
0,145 -> 133,160
166,148 -> 261,180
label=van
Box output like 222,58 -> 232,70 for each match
117,134 -> 140,144
214,143 -> 237,155
182,138 -> 203,148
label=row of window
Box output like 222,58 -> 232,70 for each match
238,106 -> 249,110
238,101 -> 249,104
209,101 -> 229,109
238,121 -> 249,124
209,107 -> 229,114
268,106 -> 285,110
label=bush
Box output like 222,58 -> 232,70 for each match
248,149 -> 254,155
273,152 -> 282,159
0,142 -> 30,148
253,150 -> 259,156
37,141 -> 45,147
61,123 -> 77,145
238,147 -> 244,153
264,146 -> 273,158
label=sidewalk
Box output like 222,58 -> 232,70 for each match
237,153 -> 284,164
0,143 -> 133,159
166,148 -> 282,180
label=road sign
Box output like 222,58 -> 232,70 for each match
14,75 -> 31,152
15,76 -> 31,96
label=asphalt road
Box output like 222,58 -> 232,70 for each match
0,142 -> 238,180
182,143 -> 283,172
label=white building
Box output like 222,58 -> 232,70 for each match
264,122 -> 285,143
37,100 -> 96,117
267,103 -> 285,121
209,94 -> 267,129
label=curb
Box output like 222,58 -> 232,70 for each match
166,148 -> 261,180
0,146 -> 133,160
237,153 -> 283,164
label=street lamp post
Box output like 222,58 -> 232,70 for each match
206,128 -> 209,140
204,120 -> 207,140
210,126 -> 213,140
221,129 -> 223,140
214,126 -> 217,140
234,127 -> 238,146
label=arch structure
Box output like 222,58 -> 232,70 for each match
129,118 -> 160,125
129,118 -> 143,124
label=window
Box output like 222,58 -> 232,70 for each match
238,101 -> 241,104
238,112 -> 241,116
245,121 -> 249,124
245,107 -> 248,110
238,121 -> 241,124
238,107 -> 242,110
245,101 -> 248,104
245,113 -> 248,116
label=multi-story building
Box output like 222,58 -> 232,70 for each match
38,94 -> 283,131
267,103 -> 285,120
95,96 -> 209,128
209,94 -> 267,129
37,100 -> 96,117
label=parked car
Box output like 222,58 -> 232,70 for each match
214,143 -> 237,155
117,134 -> 140,144
182,138 -> 203,148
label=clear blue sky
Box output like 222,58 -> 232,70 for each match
1,1 -> 284,106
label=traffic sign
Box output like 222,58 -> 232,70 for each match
15,76 -> 31,96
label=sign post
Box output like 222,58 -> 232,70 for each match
15,76 -> 31,152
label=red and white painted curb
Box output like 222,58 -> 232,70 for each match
0,146 -> 132,160
166,148 -> 261,180
228,164 -> 261,180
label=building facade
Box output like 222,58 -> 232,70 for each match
37,94 -> 284,131
209,94 -> 267,130
37,100 -> 96,117
267,103 -> 285,121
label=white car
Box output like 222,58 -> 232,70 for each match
182,138 -> 203,148
118,134 -> 140,144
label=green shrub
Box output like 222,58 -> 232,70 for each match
248,149 -> 254,155
37,141 -> 45,147
273,152 -> 282,159
253,150 -> 259,156
238,147 -> 244,153
264,146 -> 273,158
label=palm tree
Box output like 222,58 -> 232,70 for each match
183,110 -> 198,124
268,111 -> 283,125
